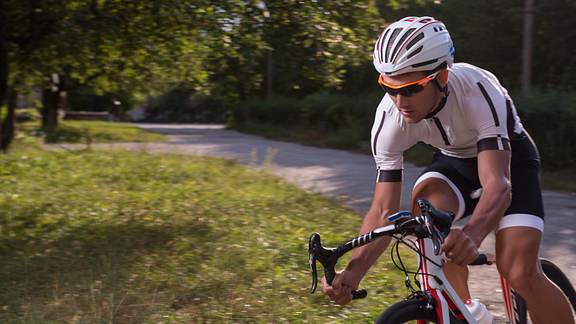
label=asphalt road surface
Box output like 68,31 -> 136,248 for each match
93,123 -> 576,323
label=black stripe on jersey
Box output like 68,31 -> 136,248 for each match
372,113 -> 386,155
477,136 -> 510,153
433,117 -> 451,146
377,169 -> 402,182
506,99 -> 520,141
477,82 -> 500,127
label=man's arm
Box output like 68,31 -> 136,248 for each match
322,180 -> 402,305
442,149 -> 512,266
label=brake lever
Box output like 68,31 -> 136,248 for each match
309,233 -> 337,292
308,232 -> 367,299
418,198 -> 442,255
309,233 -> 321,293
309,248 -> 318,293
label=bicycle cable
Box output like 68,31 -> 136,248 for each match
391,234 -> 445,298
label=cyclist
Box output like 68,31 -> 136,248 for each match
322,16 -> 574,324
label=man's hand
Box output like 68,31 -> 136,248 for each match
321,270 -> 360,306
441,228 -> 479,266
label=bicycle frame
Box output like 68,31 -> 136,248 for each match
416,237 -> 478,323
501,274 -> 526,324
309,198 -> 575,324
418,236 -> 528,324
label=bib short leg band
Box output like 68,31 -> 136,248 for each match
413,131 -> 544,232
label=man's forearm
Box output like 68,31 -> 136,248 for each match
345,210 -> 394,278
463,181 -> 511,248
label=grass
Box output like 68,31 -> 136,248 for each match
0,140 -> 416,323
18,121 -> 168,144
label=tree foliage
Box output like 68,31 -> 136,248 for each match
1,0 -> 575,149
376,0 -> 576,91
0,0 -> 268,146
209,0 -> 382,104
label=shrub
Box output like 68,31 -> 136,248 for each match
232,97 -> 302,125
513,90 -> 576,170
230,90 -> 576,172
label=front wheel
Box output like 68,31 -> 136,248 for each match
375,299 -> 461,324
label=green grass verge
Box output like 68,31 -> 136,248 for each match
18,121 -> 167,144
0,147 -> 415,323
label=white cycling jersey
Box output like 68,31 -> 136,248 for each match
371,62 -> 524,181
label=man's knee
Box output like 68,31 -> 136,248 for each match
411,176 -> 460,215
497,260 -> 543,295
496,226 -> 545,296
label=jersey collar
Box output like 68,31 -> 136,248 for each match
425,84 -> 450,119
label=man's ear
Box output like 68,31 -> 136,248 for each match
438,69 -> 449,87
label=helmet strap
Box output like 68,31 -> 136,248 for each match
424,84 -> 450,119
433,78 -> 445,94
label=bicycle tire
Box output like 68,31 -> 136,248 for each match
375,299 -> 462,324
514,259 -> 576,324
541,259 -> 576,312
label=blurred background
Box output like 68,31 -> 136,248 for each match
1,2 -> 575,322
1,0 -> 575,169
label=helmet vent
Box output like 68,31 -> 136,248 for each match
378,28 -> 391,63
391,28 -> 416,63
406,32 -> 425,51
433,26 -> 445,32
407,45 -> 423,60
412,58 -> 439,68
386,28 -> 403,63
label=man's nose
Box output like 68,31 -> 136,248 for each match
395,94 -> 410,108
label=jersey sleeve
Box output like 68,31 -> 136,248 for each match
371,99 -> 413,182
465,77 -> 511,153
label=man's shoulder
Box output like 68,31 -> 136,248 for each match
450,63 -> 500,84
450,63 -> 489,79
448,63 -> 505,100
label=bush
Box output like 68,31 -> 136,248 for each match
230,92 -> 382,151
232,92 -> 381,129
232,97 -> 302,125
230,90 -> 576,172
513,90 -> 576,170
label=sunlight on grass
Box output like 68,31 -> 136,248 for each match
18,121 -> 167,144
0,147 -> 415,323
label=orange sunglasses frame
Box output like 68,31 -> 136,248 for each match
378,70 -> 441,91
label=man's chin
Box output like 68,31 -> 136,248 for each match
402,116 -> 423,124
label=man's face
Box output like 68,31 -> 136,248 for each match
380,71 -> 445,124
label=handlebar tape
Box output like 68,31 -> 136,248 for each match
352,289 -> 367,300
469,253 -> 489,266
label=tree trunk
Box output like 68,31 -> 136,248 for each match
522,0 -> 535,95
42,80 -> 61,128
267,49 -> 273,101
0,88 -> 17,150
0,40 -> 8,121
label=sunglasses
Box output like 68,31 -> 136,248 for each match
378,71 -> 440,97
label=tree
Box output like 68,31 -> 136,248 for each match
0,0 -> 267,148
375,0 -> 576,91
209,0 -> 382,104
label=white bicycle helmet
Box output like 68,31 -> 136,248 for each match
373,16 -> 454,76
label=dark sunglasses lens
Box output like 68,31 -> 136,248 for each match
381,84 -> 424,97
380,84 -> 398,96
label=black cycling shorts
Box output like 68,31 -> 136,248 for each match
413,131 -> 544,231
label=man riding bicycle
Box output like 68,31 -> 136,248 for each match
322,16 -> 574,324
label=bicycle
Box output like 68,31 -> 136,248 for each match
308,197 -> 576,323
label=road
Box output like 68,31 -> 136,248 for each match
95,123 -> 576,323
